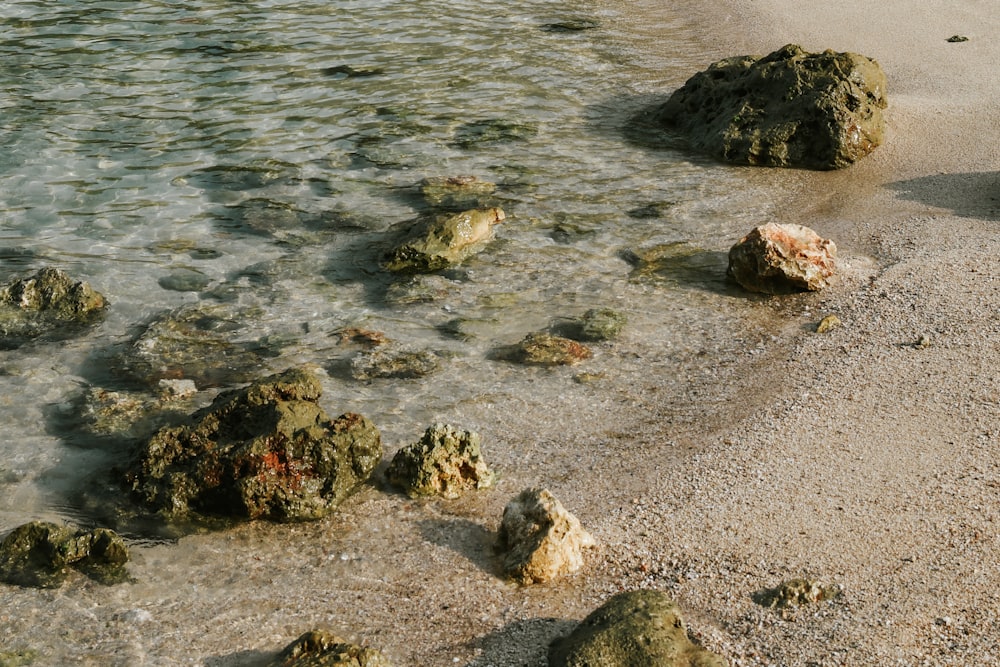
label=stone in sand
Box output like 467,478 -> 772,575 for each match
126,367 -> 383,523
0,267 -> 107,349
496,488 -> 595,584
752,578 -> 843,609
728,223 -> 837,294
656,44 -> 887,170
0,521 -> 130,589
386,423 -> 495,499
268,630 -> 391,667
548,589 -> 727,667
383,208 -> 505,274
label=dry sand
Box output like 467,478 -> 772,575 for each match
3,2 -> 997,666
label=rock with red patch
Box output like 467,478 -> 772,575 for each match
727,223 -> 837,294
126,367 -> 382,524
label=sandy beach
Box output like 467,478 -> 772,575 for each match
1,1 -> 997,666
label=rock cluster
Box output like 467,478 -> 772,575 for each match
549,590 -> 727,667
386,423 -> 495,499
383,207 -> 505,273
728,223 -> 837,294
0,521 -> 129,588
268,630 -> 391,667
126,366 -> 383,523
656,44 -> 887,170
0,267 -> 107,349
496,488 -> 595,584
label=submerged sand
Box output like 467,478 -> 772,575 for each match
2,2 -> 997,666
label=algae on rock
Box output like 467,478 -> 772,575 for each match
0,267 -> 107,349
268,630 -> 392,667
386,423 -> 495,499
0,521 -> 130,588
126,367 -> 383,524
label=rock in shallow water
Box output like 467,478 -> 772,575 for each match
548,589 -> 727,667
728,223 -> 837,294
383,208 -> 505,274
656,43 -> 887,170
268,630 -> 391,667
0,521 -> 130,588
126,367 -> 383,524
386,423 -> 495,499
0,267 -> 107,349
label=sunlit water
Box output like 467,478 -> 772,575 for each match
0,0 -> 800,662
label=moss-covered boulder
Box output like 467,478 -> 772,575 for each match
268,630 -> 391,667
386,423 -> 495,499
383,208 -> 505,273
0,521 -> 130,588
549,590 -> 727,667
126,367 -> 383,523
0,267 -> 107,349
656,44 -> 887,169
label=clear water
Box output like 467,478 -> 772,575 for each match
0,0 -> 799,662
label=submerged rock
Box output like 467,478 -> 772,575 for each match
420,175 -> 497,211
0,267 -> 107,349
453,119 -> 538,148
504,332 -> 592,366
548,589 -> 727,667
350,347 -> 440,380
656,44 -> 887,169
268,630 -> 391,667
728,223 -> 837,294
496,488 -> 595,584
126,367 -> 383,523
0,521 -> 130,588
558,308 -> 627,342
383,208 -> 505,274
753,578 -> 843,609
386,423 -> 495,499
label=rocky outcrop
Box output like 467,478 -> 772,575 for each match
383,208 -> 505,273
386,423 -> 495,499
126,367 -> 383,523
656,44 -> 887,170
496,488 -> 595,584
0,522 -> 130,588
753,578 -> 842,609
549,590 -> 727,667
728,223 -> 836,294
0,267 -> 107,348
268,630 -> 391,667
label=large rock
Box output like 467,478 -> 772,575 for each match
383,208 -> 505,273
386,423 -> 495,499
0,521 -> 130,588
126,367 -> 383,523
496,488 -> 595,584
0,267 -> 107,348
727,223 -> 836,294
656,44 -> 887,170
548,590 -> 727,667
268,630 -> 391,667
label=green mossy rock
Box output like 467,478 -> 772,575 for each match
0,267 -> 107,349
383,208 -> 505,274
386,423 -> 495,499
126,367 -> 382,523
549,590 -> 727,667
657,44 -> 887,170
268,630 -> 391,667
0,521 -> 130,589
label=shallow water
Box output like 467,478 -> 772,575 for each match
0,0 -> 803,662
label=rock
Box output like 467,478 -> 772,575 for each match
548,589 -> 727,667
752,578 -> 842,609
118,303 -> 273,387
947,35 -> 969,43
727,223 -> 837,294
496,488 -> 595,584
74,384 -> 196,443
505,332 -> 592,366
0,521 -> 130,588
350,347 -> 440,380
0,267 -> 107,349
453,119 -> 538,148
816,314 -> 842,333
268,630 -> 391,667
383,208 -> 505,274
565,308 -> 627,342
126,367 -> 383,523
334,327 -> 390,349
541,19 -> 600,33
420,175 -> 497,211
386,423 -> 495,499
656,44 -> 887,170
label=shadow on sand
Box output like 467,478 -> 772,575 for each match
887,171 -> 1000,221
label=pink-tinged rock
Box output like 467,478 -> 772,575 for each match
728,223 -> 837,294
